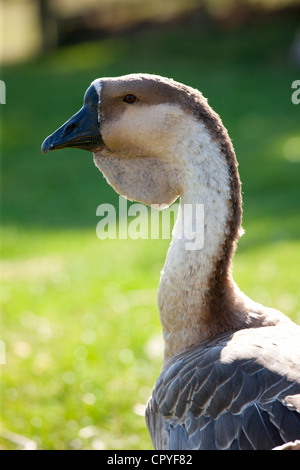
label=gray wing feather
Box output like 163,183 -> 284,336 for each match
145,324 -> 300,450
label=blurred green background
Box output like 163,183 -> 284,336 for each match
1,0 -> 300,450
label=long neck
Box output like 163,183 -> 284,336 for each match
158,125 -> 245,365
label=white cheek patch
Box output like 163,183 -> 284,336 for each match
91,78 -> 103,123
107,103 -> 185,156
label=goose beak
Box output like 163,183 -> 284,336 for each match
41,86 -> 104,154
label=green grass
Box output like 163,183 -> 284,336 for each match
1,16 -> 300,449
1,229 -> 165,449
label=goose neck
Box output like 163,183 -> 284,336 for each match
158,131 -> 242,364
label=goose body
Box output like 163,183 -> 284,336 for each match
42,73 -> 300,450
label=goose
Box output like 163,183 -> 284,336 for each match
42,73 -> 300,450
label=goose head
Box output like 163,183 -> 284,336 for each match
42,73 -> 239,212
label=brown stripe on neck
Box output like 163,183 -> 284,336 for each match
183,86 -> 244,336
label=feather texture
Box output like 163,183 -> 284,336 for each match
146,324 -> 300,450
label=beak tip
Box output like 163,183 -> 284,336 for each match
41,137 -> 53,154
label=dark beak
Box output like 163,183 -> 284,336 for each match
41,85 -> 104,154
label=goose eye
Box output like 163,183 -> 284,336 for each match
122,94 -> 137,104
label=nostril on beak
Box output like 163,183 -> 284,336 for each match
64,122 -> 77,136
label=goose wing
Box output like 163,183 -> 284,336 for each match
146,324 -> 300,450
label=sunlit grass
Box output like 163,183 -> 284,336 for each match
1,229 -> 166,449
235,238 -> 300,324
1,17 -> 300,449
